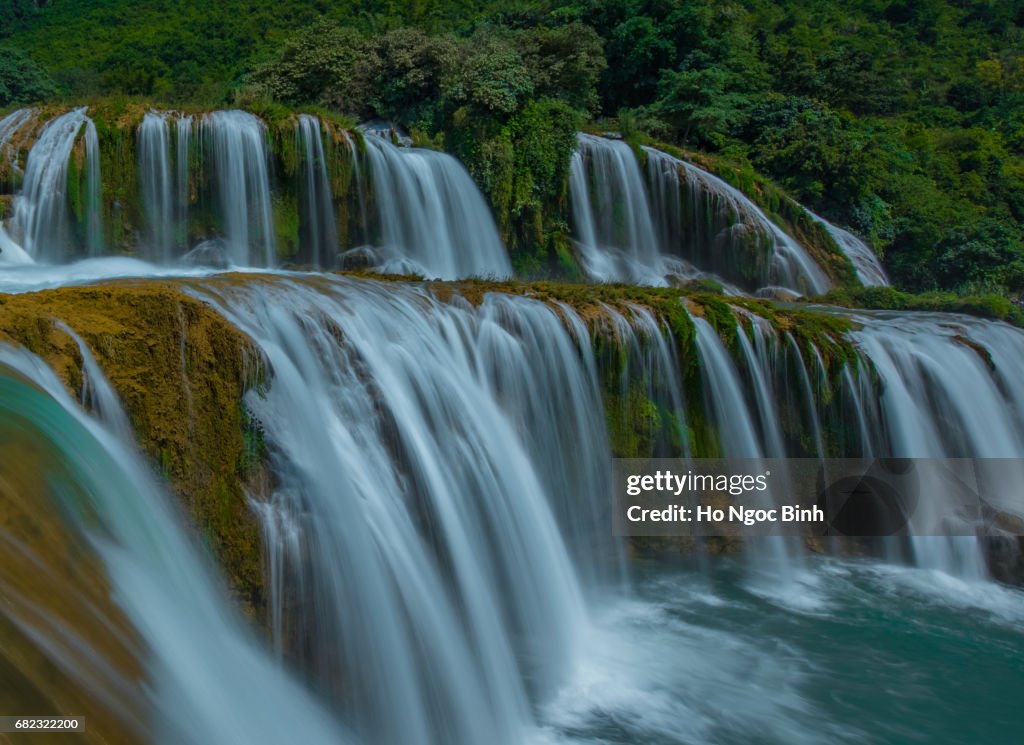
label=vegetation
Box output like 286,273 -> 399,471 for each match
0,282 -> 267,615
819,285 -> 1024,327
2,1 -> 1024,292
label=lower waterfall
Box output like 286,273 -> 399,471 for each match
0,344 -> 352,745
1,272 -> 1023,744
193,277 -> 608,745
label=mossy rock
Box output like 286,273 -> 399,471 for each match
0,282 -> 266,616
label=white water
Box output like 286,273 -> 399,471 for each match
0,256 -> 229,294
139,112 -> 175,261
202,110 -> 276,266
568,134 -> 831,294
0,345 -> 354,745
296,114 -> 338,267
0,107 -> 37,186
193,276 -> 600,745
177,115 -> 193,247
847,311 -> 1024,575
9,108 -> 97,262
358,134 -> 512,279
1,263 -> 1023,741
83,119 -> 102,255
642,146 -> 831,295
807,209 -> 889,287
569,134 -> 666,285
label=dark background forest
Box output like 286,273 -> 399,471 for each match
2,0 -> 1024,294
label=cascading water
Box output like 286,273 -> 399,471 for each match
138,112 -> 175,261
192,276 -> 599,745
83,119 -> 102,255
0,109 -> 36,264
357,134 -> 512,280
569,133 -> 832,294
0,110 -> 37,264
0,107 -> 37,187
807,209 -> 889,287
847,311 -> 1024,575
0,344 -> 354,745
592,301 -> 691,457
341,130 -> 369,242
177,115 -> 193,247
569,133 -> 666,285
9,108 -> 100,262
201,110 -> 276,266
642,145 -> 831,295
1,96 -> 1023,745
296,114 -> 338,267
1,267 -> 1023,742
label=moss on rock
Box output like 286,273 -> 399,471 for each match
0,282 -> 266,615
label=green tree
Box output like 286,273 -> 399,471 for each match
0,45 -> 57,105
245,20 -> 365,108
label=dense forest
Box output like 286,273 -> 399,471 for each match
2,0 -> 1023,294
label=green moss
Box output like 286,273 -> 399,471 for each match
273,194 -> 300,261
0,283 -> 266,616
818,285 -> 1024,328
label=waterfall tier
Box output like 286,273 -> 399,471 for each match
0,275 -> 1022,743
569,133 -> 836,295
0,108 -> 513,279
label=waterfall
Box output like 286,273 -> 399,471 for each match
0,345 -> 354,745
806,209 -> 889,287
177,115 -> 193,249
342,130 -> 369,243
192,276 -> 602,745
202,110 -> 276,266
83,119 -> 102,256
592,301 -> 691,458
139,112 -> 174,261
358,134 -> 512,280
0,108 -> 37,189
569,133 -> 665,285
296,114 -> 338,267
0,110 -> 37,264
567,133 -> 831,295
848,311 -> 1024,575
9,108 -> 97,262
642,146 -> 831,295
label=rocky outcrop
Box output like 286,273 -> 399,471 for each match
0,281 -> 266,614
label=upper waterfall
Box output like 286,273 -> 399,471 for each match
806,209 -> 889,287
296,114 -> 339,268
8,108 -> 101,263
569,133 -> 833,295
139,111 -> 176,261
201,110 -> 277,266
0,107 -> 514,279
355,133 -> 513,280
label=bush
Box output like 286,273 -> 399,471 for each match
0,46 -> 57,105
